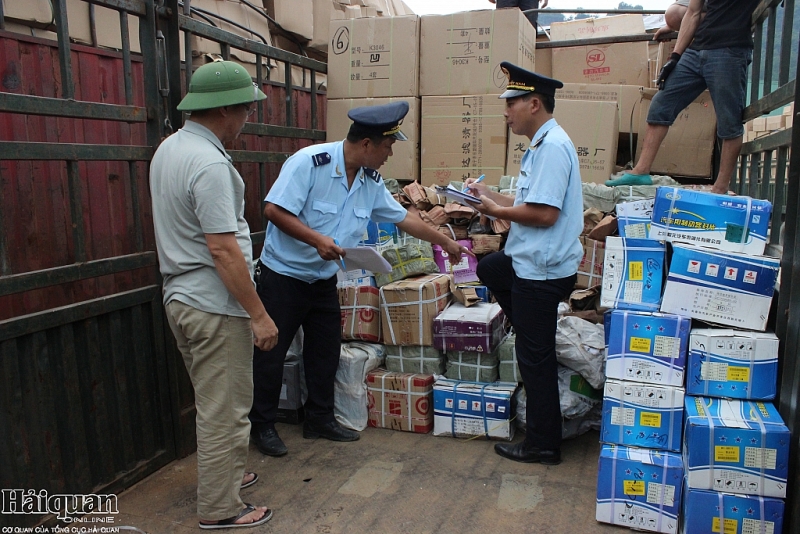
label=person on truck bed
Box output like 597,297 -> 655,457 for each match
489,0 -> 548,28
150,60 -> 278,530
249,101 -> 472,457
465,62 -> 583,466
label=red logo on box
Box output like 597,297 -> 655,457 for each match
586,49 -> 606,67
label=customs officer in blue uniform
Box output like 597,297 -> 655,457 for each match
466,63 -> 583,465
251,102 -> 472,455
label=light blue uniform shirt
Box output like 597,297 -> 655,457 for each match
261,141 -> 407,282
503,118 -> 584,280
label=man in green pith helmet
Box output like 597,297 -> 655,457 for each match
150,60 -> 278,530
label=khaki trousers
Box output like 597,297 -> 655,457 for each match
165,300 -> 253,521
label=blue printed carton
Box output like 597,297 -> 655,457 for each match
684,397 -> 790,498
682,487 -> 784,534
359,221 -> 398,250
660,244 -> 780,332
432,379 -> 517,440
600,237 -> 665,312
617,197 -> 655,239
649,186 -> 772,255
596,445 -> 684,534
601,379 -> 684,452
687,329 -> 779,401
604,310 -> 691,387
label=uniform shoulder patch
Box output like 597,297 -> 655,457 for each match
531,130 -> 549,149
312,152 -> 332,167
363,167 -> 382,183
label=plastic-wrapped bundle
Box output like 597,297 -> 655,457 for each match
334,342 -> 385,431
444,348 -> 499,383
557,364 -> 602,419
385,345 -> 445,375
375,241 -> 439,287
514,387 -> 602,440
497,333 -> 520,383
555,315 -> 606,389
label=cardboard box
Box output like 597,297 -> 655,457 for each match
327,15 -> 420,98
751,116 -> 768,131
327,97 -> 420,181
554,100 -> 619,184
577,236 -> 605,289
385,345 -> 446,375
660,244 -> 780,332
277,360 -> 304,424
556,83 -> 645,134
550,14 -> 646,42
379,273 -> 452,346
535,47 -> 552,78
616,197 -> 654,238
650,187 -> 772,255
636,91 -> 717,178
419,9 -> 535,97
766,114 -> 785,131
310,0 -> 347,51
687,329 -> 779,400
366,369 -> 434,433
600,379 -> 684,452
682,488 -> 784,534
433,302 -> 505,353
263,0 -> 314,40
336,270 -> 375,287
432,240 -> 478,283
552,42 -> 650,87
683,397 -> 790,498
600,237 -> 665,312
505,131 -> 529,177
339,284 -> 381,342
420,95 -> 507,187
604,310 -> 691,387
596,445 -> 684,534
432,379 -> 516,440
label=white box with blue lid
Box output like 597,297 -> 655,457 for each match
600,237 -> 665,312
687,329 -> 779,401
596,444 -> 684,534
682,487 -> 784,534
432,379 -> 517,440
683,396 -> 790,498
601,379 -> 684,452
659,244 -> 780,332
649,186 -> 772,255
604,309 -> 691,387
617,197 -> 655,239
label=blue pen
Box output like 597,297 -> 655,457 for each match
463,174 -> 485,193
333,238 -> 347,271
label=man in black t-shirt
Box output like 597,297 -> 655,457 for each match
606,0 -> 760,194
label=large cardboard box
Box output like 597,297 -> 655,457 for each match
327,97 -> 420,181
366,369 -> 434,433
600,237 -> 665,312
420,95 -> 507,187
339,284 -> 381,343
596,445 -> 684,534
505,131 -> 529,177
419,9 -> 535,97
687,329 -> 779,400
554,100 -> 619,184
604,310 -> 691,387
263,0 -> 314,40
556,83 -> 645,134
433,302 -> 505,353
616,197 -> 654,238
535,47 -> 552,78
310,0 -> 348,52
600,379 -> 684,452
636,90 -> 717,177
552,42 -> 650,87
660,244 -> 780,332
432,379 -> 516,440
577,236 -> 605,289
327,15 -> 420,99
682,488 -> 784,534
550,14 -> 646,42
649,187 -> 772,255
379,273 -> 452,346
684,397 -> 790,498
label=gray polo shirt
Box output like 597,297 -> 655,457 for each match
150,121 -> 253,317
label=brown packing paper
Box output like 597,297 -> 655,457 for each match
379,274 -> 452,346
470,234 -> 503,254
586,214 -> 618,241
339,285 -> 381,342
582,208 -> 604,235
576,236 -> 605,289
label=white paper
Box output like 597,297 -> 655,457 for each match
341,247 -> 393,273
435,184 -> 482,206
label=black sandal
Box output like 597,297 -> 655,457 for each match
199,504 -> 273,530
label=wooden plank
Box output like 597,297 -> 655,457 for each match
0,142 -> 154,161
0,93 -> 147,122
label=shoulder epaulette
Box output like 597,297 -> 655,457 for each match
312,152 -> 332,167
531,130 -> 549,149
364,167 -> 382,183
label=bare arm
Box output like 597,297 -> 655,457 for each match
673,0 -> 704,55
263,202 -> 343,261
464,179 -> 515,207
205,232 -> 278,351
395,212 -> 475,263
470,197 -> 560,227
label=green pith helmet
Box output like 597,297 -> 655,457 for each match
177,60 -> 267,111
